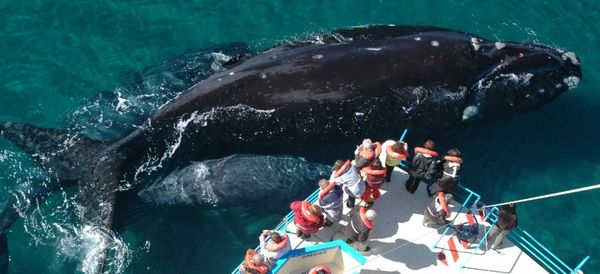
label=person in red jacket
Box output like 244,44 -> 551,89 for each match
290,201 -> 324,239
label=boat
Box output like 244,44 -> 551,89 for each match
231,132 -> 590,274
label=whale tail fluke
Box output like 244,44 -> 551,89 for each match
0,122 -> 109,181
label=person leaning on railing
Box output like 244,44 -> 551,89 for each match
406,139 -> 439,194
290,200 -> 324,239
379,139 -> 409,183
317,179 -> 343,226
486,203 -> 518,250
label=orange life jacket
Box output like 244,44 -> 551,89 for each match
438,192 -> 450,215
414,147 -> 439,157
359,207 -> 374,230
265,233 -> 289,252
308,264 -> 331,274
362,165 -> 386,185
319,160 -> 350,200
444,155 -> 463,164
301,201 -> 321,224
386,144 -> 408,160
243,252 -> 268,274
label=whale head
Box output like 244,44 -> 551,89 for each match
464,39 -> 582,120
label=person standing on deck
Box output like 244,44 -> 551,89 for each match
405,140 -> 439,194
360,159 -> 386,207
379,140 -> 409,183
345,207 -> 376,252
317,179 -> 343,226
428,148 -> 463,196
486,203 -> 518,250
423,192 -> 453,227
354,138 -> 382,168
290,201 -> 324,239
330,160 -> 365,208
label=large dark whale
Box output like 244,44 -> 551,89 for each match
0,25 -> 582,273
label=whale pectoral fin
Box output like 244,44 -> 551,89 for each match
0,123 -> 109,181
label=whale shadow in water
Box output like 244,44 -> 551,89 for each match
0,25 -> 582,273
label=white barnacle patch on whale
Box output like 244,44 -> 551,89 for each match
563,76 -> 580,89
228,72 -> 235,76
354,112 -> 365,117
462,105 -> 479,121
471,37 -> 481,51
414,37 -> 421,41
259,72 -> 267,79
312,54 -> 324,60
562,52 -> 580,65
495,42 -> 506,49
365,47 -> 382,51
431,40 -> 440,47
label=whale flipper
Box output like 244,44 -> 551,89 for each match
0,123 -> 109,181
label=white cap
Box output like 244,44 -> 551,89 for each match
365,209 -> 377,220
362,138 -> 373,148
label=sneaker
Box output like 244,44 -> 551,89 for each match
365,201 -> 374,208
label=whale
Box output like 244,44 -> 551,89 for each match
0,25 -> 582,273
136,154 -> 330,208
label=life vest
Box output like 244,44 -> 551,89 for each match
362,165 -> 386,186
319,160 -> 350,200
358,207 -> 374,230
300,201 -> 321,224
442,157 -> 462,178
359,142 -> 382,161
437,192 -> 450,215
244,252 -> 268,274
414,147 -> 438,157
265,233 -> 289,252
308,265 -> 331,274
444,155 -> 463,164
386,144 -> 408,160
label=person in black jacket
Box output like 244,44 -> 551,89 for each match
486,203 -> 518,250
345,207 -> 376,252
405,140 -> 439,194
427,148 -> 463,197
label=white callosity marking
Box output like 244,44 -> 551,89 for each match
260,72 -> 267,79
562,52 -> 580,65
497,72 -> 534,86
414,37 -> 421,41
206,52 -> 232,72
471,37 -> 481,51
495,42 -> 506,49
354,112 -> 365,117
563,76 -> 580,90
431,40 -> 440,47
365,47 -> 382,51
462,105 -> 480,121
312,54 -> 323,60
115,91 -> 130,113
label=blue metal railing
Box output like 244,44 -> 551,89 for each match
456,199 -> 590,274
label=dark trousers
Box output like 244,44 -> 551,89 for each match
405,175 -> 422,194
385,166 -> 394,182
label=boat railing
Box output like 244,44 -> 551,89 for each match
477,207 -> 590,274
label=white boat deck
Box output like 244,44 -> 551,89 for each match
282,167 -> 549,274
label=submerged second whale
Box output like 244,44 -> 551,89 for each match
0,25 -> 582,273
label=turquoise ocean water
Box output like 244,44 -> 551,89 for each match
0,0 -> 599,273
